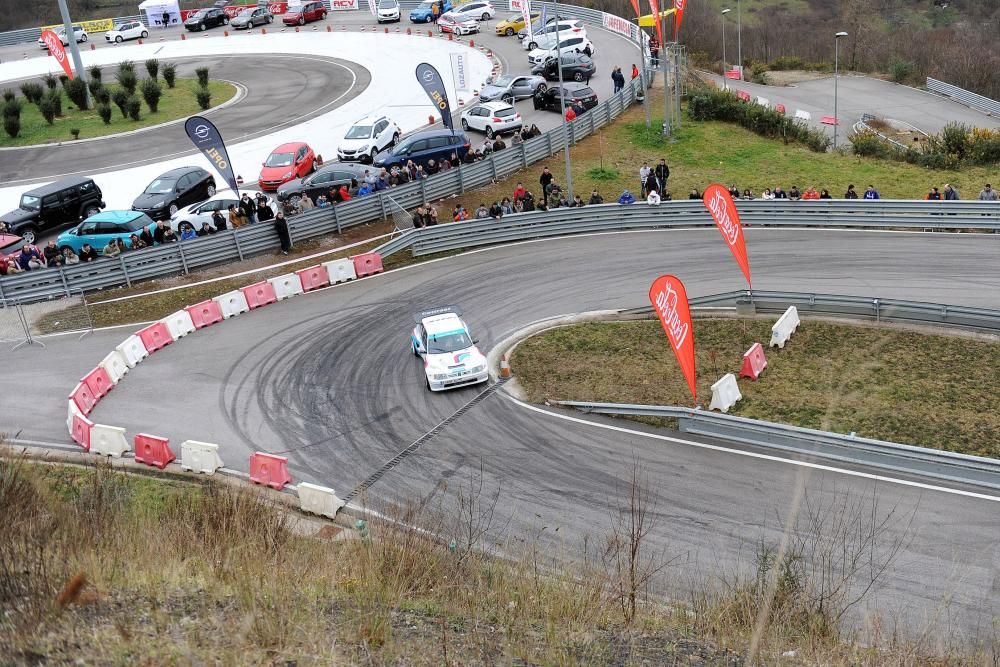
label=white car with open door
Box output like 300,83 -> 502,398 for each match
410,306 -> 489,392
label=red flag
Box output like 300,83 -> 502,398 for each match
41,30 -> 74,80
649,275 -> 697,402
673,0 -> 686,40
628,0 -> 641,17
647,0 -> 663,46
702,183 -> 752,287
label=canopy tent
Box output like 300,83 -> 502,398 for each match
138,0 -> 182,28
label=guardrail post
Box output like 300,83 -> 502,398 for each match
0,277 -> 5,300
568,122 -> 575,146
118,255 -> 132,287
177,240 -> 189,274
419,178 -> 427,204
490,154 -> 499,181
605,101 -> 611,126
232,229 -> 245,261
332,204 -> 342,234
546,131 -> 553,157
379,193 -> 388,221
874,298 -> 880,324
457,167 -> 465,194
58,266 -> 71,298
590,110 -> 596,135
520,142 -> 528,169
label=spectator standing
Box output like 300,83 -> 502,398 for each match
980,184 -> 998,201
802,187 -> 820,200
539,168 -> 553,195
489,201 -> 503,219
649,35 -> 660,67
513,182 -> 526,200
773,186 -> 787,199
728,184 -> 740,198
820,189 -> 833,200
197,222 -> 216,237
654,159 -> 669,193
257,199 -> 274,222
863,185 -> 880,200
742,189 -> 754,200
844,184 -> 858,199
639,162 -> 651,196
212,209 -> 227,231
501,198 -> 514,215
789,185 -> 802,201
153,221 -> 167,244
338,185 -> 351,202
300,193 -> 314,212
565,106 -> 577,122
493,137 -> 506,152
426,203 -> 439,226
413,205 -> 426,229
589,189 -> 604,204
647,190 -> 660,205
571,195 -> 585,207
944,184 -> 960,200
761,188 -> 775,200
240,193 -> 257,224
453,204 -> 468,221
273,212 -> 291,254
520,191 -> 535,212
618,189 -> 636,205
475,203 -> 489,219
162,10 -> 170,28
643,172 -> 658,197
631,64 -> 639,80
161,228 -> 178,243
43,241 -> 62,267
179,225 -> 197,241
17,245 -> 44,270
926,187 -> 942,201
102,239 -> 121,257
228,204 -> 245,228
129,233 -> 146,248
612,67 -> 624,93
79,244 -> 99,262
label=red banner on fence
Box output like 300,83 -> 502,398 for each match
649,275 -> 697,402
41,30 -> 74,80
673,0 -> 686,40
181,3 -> 288,21
702,183 -> 752,287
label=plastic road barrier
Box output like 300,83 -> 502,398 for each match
82,366 -> 114,400
352,252 -> 384,277
99,350 -> 129,385
69,381 -> 97,415
268,273 -> 305,300
71,413 -> 94,451
769,306 -> 801,349
213,290 -> 251,319
323,257 -> 358,284
180,440 -> 224,474
298,482 -> 346,518
241,280 -> 278,309
295,264 -> 331,292
186,299 -> 225,329
90,423 -> 130,457
739,342 -> 768,380
709,373 -> 743,413
249,452 -> 293,490
115,334 -> 150,367
160,309 -> 197,340
137,321 -> 173,353
134,433 -> 176,469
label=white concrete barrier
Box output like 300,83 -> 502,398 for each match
769,306 -> 801,349
298,482 -> 346,519
160,309 -> 196,340
323,258 -> 357,284
755,96 -> 769,107
66,399 -> 83,436
99,350 -> 129,385
213,290 -> 250,319
794,109 -> 811,121
115,334 -> 149,368
708,373 -> 742,413
268,273 -> 305,300
180,440 -> 224,474
89,423 -> 130,457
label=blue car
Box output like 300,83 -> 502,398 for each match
372,128 -> 470,171
56,210 -> 157,254
409,0 -> 451,22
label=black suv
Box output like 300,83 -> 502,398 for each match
0,177 -> 105,244
531,53 -> 597,82
532,83 -> 598,112
132,166 -> 216,220
184,7 -> 229,31
276,163 -> 369,206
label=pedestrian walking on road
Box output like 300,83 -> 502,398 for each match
274,212 -> 291,254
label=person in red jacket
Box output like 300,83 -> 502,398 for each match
338,185 -> 351,202
565,106 -> 577,122
631,63 -> 639,80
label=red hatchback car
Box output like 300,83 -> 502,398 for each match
258,142 -> 316,191
282,1 -> 327,25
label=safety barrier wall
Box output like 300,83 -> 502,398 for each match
926,78 -> 1000,117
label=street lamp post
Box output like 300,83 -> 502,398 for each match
834,31 -> 848,150
721,9 -> 730,91
554,0 -> 574,201
736,0 -> 742,80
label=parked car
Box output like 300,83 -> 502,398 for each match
532,83 -> 598,112
38,25 -> 87,48
521,19 -> 585,50
132,167 -> 216,220
276,164 -> 369,206
527,36 -> 595,66
337,114 -> 401,163
373,129 -> 470,170
531,52 -> 596,82
448,1 -> 495,21
496,11 -> 539,35
169,190 -> 273,231
56,211 -> 157,254
0,177 -> 105,244
282,1 -> 327,26
259,142 -> 317,191
517,13 -> 571,39
0,232 -> 25,263
184,7 -> 229,31
376,0 -> 401,23
231,6 -> 273,29
460,101 -> 522,138
438,12 -> 479,35
479,74 -> 546,103
105,21 -> 148,43
409,0 -> 452,22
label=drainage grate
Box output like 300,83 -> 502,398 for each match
342,377 -> 509,503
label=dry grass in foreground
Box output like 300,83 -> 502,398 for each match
511,318 -> 1000,458
1,454 -> 994,665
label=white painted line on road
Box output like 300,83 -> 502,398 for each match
503,396 -> 1000,503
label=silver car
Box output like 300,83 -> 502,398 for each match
479,74 -> 547,103
231,7 -> 273,29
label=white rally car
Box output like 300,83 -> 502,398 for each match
411,306 -> 489,391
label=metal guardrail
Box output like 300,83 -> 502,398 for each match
853,113 -> 928,151
374,200 -> 1000,259
926,77 -> 1000,117
552,400 -> 1000,492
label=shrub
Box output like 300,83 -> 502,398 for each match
585,167 -> 620,180
162,64 -> 176,88
70,128 -> 80,139
195,67 -> 209,88
145,58 -> 159,80
112,87 -> 130,117
2,89 -> 14,103
770,55 -> 805,71
20,82 -> 44,104
849,130 -> 895,159
140,78 -> 162,113
940,122 -> 969,160
965,127 -> 1000,165
889,58 -> 915,84
118,60 -> 135,73
87,79 -> 103,99
58,74 -> 70,91
38,96 -> 56,125
126,95 -> 141,121
196,86 -> 211,110
95,86 -> 111,106
96,102 -> 113,125
3,114 -> 19,138
65,78 -> 89,111
115,68 -> 138,95
88,65 -> 102,82
43,73 -> 58,90
45,89 -> 62,117
2,97 -> 22,119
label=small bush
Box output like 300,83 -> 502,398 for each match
889,58 -> 915,84
87,79 -> 103,99
770,55 -> 805,71
46,89 -> 62,117
4,114 -> 19,138
195,67 -> 209,88
38,96 -> 56,125
145,58 -> 159,80
162,64 -> 176,89
126,95 -> 141,121
58,74 -> 70,91
585,167 -> 620,180
95,86 -> 111,106
140,78 -> 162,113
940,122 -> 969,160
96,102 -> 113,125
112,88 -> 130,118
118,60 -> 135,73
2,89 -> 14,103
849,130 -> 895,159
964,127 -> 1000,165
2,97 -> 22,119
43,73 -> 58,90
70,128 -> 80,140
88,65 -> 102,82
20,82 -> 44,104
65,78 -> 88,111
115,68 -> 138,95
196,86 -> 211,110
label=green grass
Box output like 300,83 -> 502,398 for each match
511,318 -> 1000,458
1,78 -> 234,147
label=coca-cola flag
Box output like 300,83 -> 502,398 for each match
673,0 -> 686,40
649,275 -> 697,402
41,30 -> 74,80
647,0 -> 663,46
702,183 -> 752,287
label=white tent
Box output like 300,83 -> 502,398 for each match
138,0 -> 182,28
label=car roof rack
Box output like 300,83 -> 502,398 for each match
414,305 -> 462,323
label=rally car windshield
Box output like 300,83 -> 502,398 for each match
428,330 -> 472,354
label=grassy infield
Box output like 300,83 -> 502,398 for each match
8,90 -> 998,664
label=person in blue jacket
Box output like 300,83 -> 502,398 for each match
863,184 -> 880,199
618,189 -> 636,205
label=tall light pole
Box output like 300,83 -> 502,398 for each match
554,0 -> 573,201
736,0 -> 742,80
57,0 -> 90,104
721,8 -> 730,91
834,31 -> 848,150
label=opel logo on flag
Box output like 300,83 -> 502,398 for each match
184,116 -> 240,197
415,63 -> 453,130
194,124 -> 211,140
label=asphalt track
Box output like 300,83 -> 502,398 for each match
5,228 -> 999,634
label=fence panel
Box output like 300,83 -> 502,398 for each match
926,78 -> 1000,116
